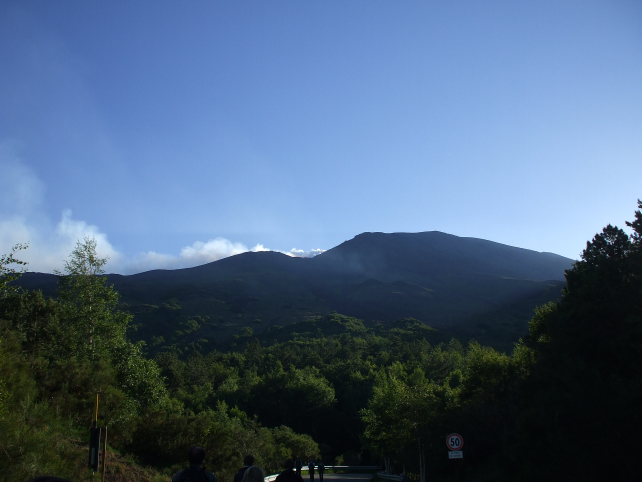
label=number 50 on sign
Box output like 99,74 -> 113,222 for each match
446,433 -> 464,450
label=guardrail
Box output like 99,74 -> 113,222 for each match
265,466 -> 381,482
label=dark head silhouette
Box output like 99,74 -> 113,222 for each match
188,446 -> 206,465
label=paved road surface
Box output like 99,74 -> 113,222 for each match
307,474 -> 373,482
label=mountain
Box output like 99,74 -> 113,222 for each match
313,231 -> 570,281
18,231 -> 574,351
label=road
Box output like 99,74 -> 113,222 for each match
307,474 -> 373,482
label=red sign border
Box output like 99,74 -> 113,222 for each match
446,433 -> 464,451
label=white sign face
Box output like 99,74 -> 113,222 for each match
446,433 -> 464,451
448,451 -> 463,459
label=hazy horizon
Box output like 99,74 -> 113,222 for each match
2,1 -> 640,274
16,229 -> 579,276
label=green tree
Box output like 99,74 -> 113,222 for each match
128,401 -> 318,480
0,243 -> 28,296
247,363 -> 336,437
112,340 -> 169,414
0,290 -> 62,363
361,363 -> 454,481
53,238 -> 168,414
56,237 -> 129,360
0,243 -> 28,420
513,201 -> 642,480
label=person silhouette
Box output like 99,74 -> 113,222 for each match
234,455 -> 255,482
308,459 -> 315,482
172,446 -> 217,482
275,459 -> 304,482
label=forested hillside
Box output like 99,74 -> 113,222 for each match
1,202 -> 641,481
18,231 -> 572,353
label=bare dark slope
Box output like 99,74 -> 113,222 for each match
311,231 -> 570,282
18,231 -> 573,349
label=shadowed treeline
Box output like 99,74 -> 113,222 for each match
2,202 -> 641,480
17,231 -> 572,354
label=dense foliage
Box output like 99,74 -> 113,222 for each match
1,201 -> 640,481
0,239 -> 318,481
511,202 -> 642,480
152,315 -> 463,463
358,201 -> 642,480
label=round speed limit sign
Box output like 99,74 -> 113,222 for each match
446,433 -> 464,451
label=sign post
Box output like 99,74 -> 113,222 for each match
446,433 -> 464,481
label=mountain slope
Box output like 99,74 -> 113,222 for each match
18,231 -> 574,350
311,231 -> 570,282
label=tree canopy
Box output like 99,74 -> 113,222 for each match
0,243 -> 28,295
1,201 -> 641,480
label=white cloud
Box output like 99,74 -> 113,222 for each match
0,145 -> 112,272
127,240 -> 269,273
0,145 -> 122,272
124,241 -> 324,274
286,248 -> 326,258
0,209 -> 122,274
0,143 -> 325,275
251,244 -> 271,253
180,238 -> 249,262
2,207 -> 325,274
55,209 -> 122,264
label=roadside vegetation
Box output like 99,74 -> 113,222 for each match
1,201 -> 640,481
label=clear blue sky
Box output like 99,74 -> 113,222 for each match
1,1 -> 641,274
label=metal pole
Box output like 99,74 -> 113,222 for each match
89,394 -> 101,472
101,426 -> 107,482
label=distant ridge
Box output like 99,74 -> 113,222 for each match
311,231 -> 571,282
18,231 -> 574,350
